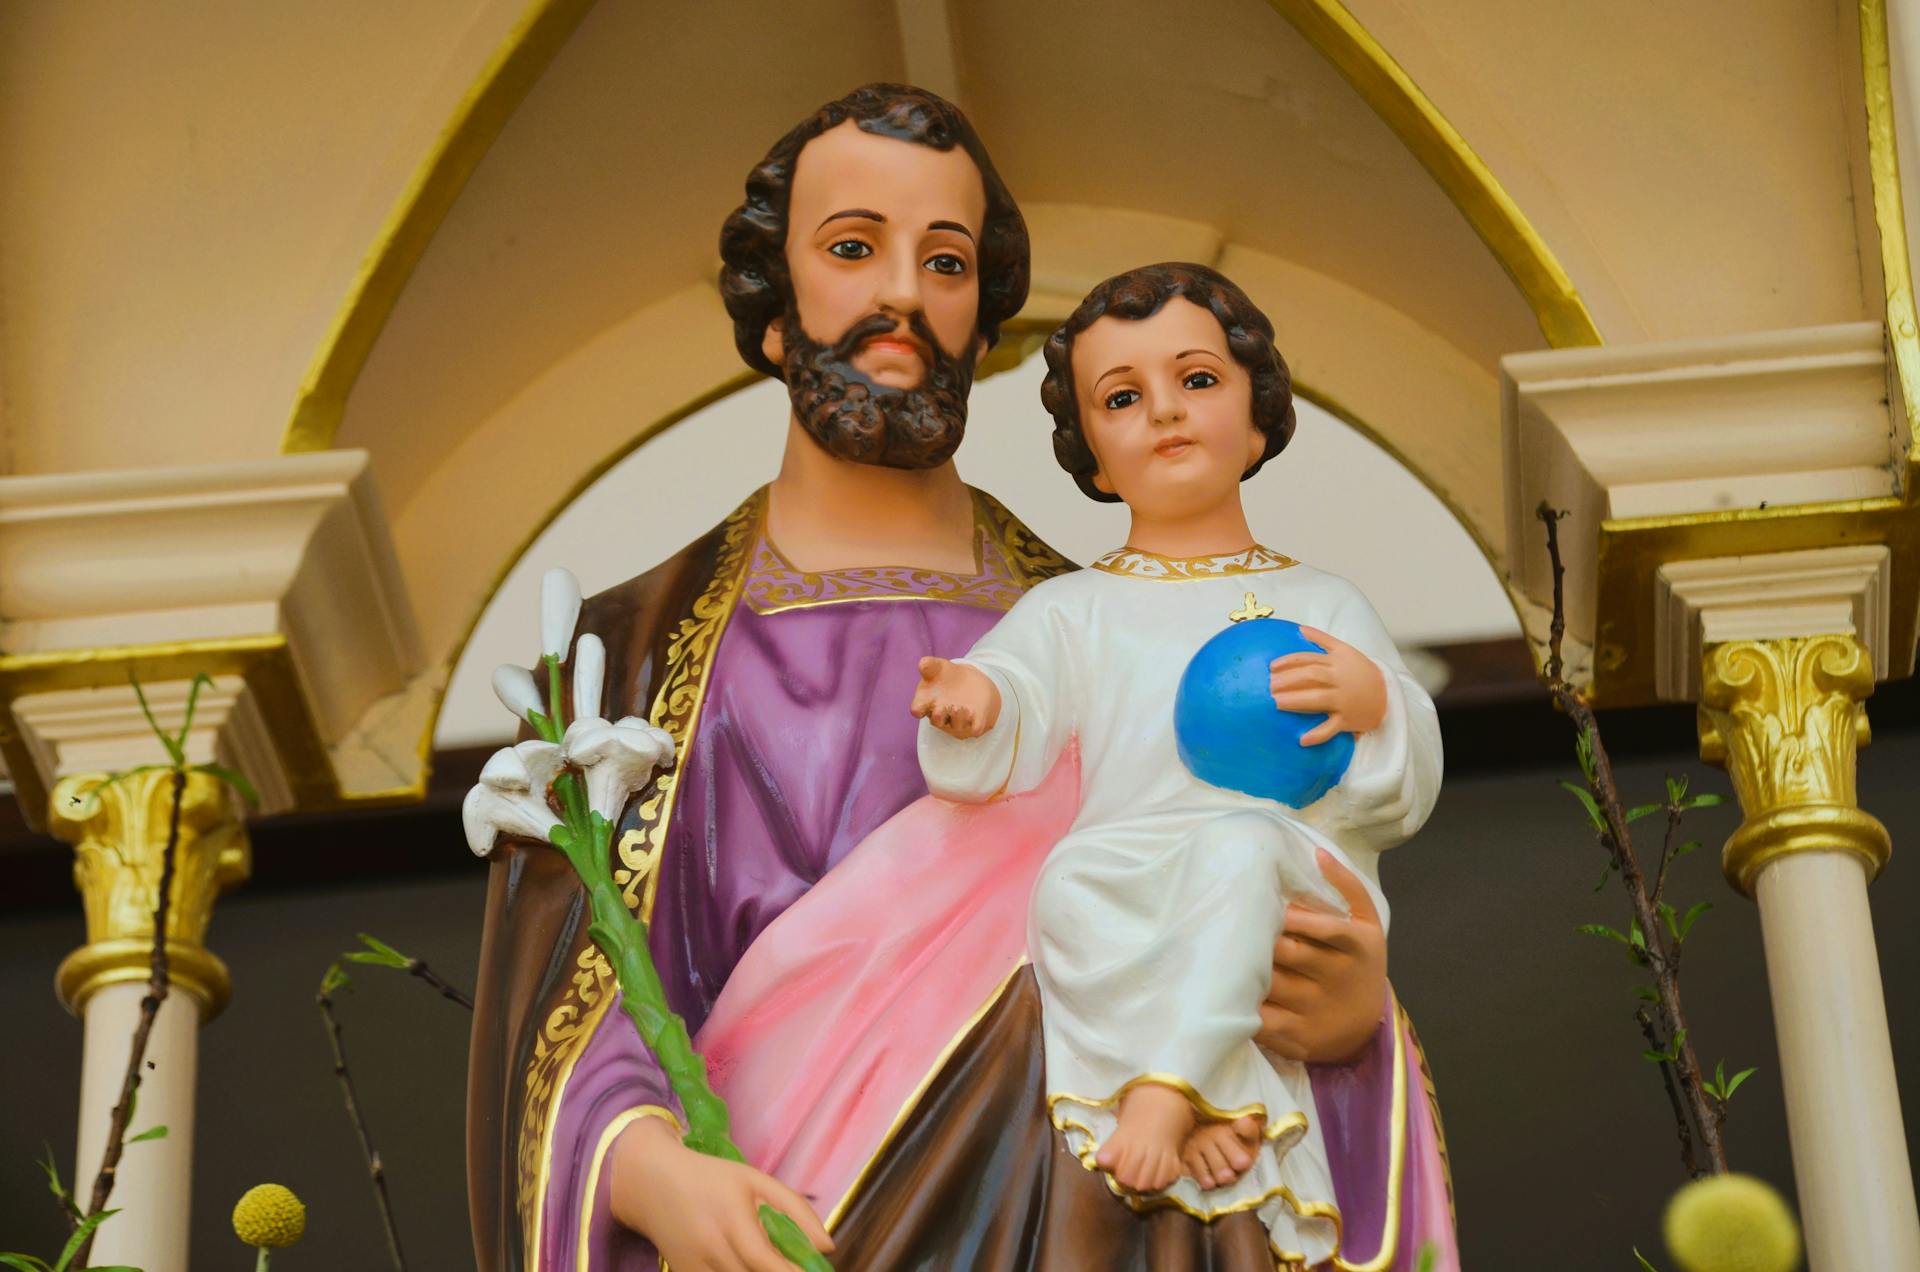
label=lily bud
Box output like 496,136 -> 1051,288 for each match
492,664 -> 543,723
573,633 -> 606,723
540,567 -> 584,660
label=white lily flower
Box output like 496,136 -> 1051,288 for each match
573,632 -> 606,722
541,567 -> 584,661
461,739 -> 566,856
492,664 -> 544,725
561,715 -> 676,824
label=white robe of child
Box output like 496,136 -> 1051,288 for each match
918,546 -> 1443,1265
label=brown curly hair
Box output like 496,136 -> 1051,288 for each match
1040,262 -> 1296,503
718,84 -> 1030,377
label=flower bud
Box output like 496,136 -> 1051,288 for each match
540,567 -> 584,659
573,632 -> 606,723
492,664 -> 543,723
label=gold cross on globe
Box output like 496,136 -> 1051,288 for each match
1228,591 -> 1274,623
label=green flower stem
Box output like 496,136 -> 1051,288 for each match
255,1248 -> 270,1272
548,774 -> 830,1270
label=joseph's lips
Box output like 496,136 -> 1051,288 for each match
861,334 -> 930,362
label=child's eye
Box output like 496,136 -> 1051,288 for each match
1183,370 -> 1219,390
924,253 -> 968,276
828,240 -> 872,260
1103,388 -> 1140,411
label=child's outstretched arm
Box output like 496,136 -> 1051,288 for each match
911,656 -> 1003,739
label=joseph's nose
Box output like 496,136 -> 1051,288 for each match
873,245 -> 920,315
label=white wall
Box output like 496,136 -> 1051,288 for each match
436,355 -> 1518,747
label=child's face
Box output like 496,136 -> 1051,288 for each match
1073,297 -> 1267,521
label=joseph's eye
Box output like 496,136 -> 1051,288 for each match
1184,370 -> 1220,390
828,240 -> 872,260
925,253 -> 968,276
1103,388 -> 1141,411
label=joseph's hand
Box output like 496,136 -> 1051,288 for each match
609,1117 -> 833,1272
1257,848 -> 1387,1064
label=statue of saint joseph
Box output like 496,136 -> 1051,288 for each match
468,83 -> 1454,1272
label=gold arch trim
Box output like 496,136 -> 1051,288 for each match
1861,0 -> 1920,477
1267,0 -> 1602,349
279,0 -> 599,454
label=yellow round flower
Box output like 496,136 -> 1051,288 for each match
1664,1173 -> 1800,1272
232,1183 -> 307,1248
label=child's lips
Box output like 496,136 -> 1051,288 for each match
1154,435 -> 1194,457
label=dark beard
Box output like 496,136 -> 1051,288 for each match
781,308 -> 974,469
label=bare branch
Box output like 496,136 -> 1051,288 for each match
318,981 -> 408,1271
1539,504 -> 1727,1176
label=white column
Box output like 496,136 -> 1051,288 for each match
49,768 -> 247,1272
1700,635 -> 1920,1269
1753,853 -> 1919,1269
71,985 -> 202,1272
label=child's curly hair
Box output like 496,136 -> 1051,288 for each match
1039,262 -> 1296,503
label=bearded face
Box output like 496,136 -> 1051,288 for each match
780,306 -> 976,471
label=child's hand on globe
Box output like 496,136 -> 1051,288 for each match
911,656 -> 1003,738
1268,627 -> 1388,744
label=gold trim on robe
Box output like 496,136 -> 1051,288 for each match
520,490 -> 762,1266
1092,544 -> 1299,580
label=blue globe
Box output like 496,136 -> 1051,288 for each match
1175,617 -> 1354,808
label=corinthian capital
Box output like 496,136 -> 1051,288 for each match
1697,634 -> 1890,895
48,768 -> 250,1018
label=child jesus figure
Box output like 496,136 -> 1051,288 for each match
911,263 -> 1443,1264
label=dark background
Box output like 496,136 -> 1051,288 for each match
3,680 -> 1916,1269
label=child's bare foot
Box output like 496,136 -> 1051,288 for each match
1181,1114 -> 1264,1189
1094,1083 -> 1194,1193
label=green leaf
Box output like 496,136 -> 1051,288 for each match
1575,923 -> 1629,945
320,962 -> 352,997
342,932 -> 410,969
1634,986 -> 1660,1003
1676,901 -> 1713,943
53,1210 -> 119,1272
1591,858 -> 1616,892
174,672 -> 215,760
1626,802 -> 1664,823
1641,1049 -> 1670,1063
37,1144 -> 80,1222
128,677 -> 185,768
1574,727 -> 1597,783
1634,1248 -> 1662,1272
1628,919 -> 1646,951
1558,780 -> 1607,833
1672,839 -> 1701,860
125,1125 -> 167,1144
1723,1066 -> 1758,1101
1665,774 -> 1688,805
1683,792 -> 1726,809
1658,901 -> 1679,942
0,1255 -> 55,1272
1671,1027 -> 1688,1055
189,763 -> 258,808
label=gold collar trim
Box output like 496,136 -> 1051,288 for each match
744,487 -> 1071,614
1090,544 -> 1298,580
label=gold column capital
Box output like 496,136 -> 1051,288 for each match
48,769 -> 251,1019
1697,634 -> 1891,895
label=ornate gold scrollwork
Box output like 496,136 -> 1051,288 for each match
1697,634 -> 1891,895
47,768 -> 250,1018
